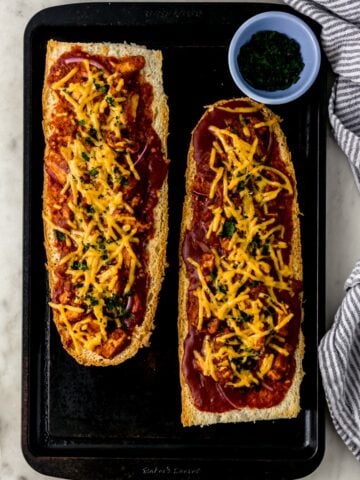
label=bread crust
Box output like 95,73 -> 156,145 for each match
178,98 -> 304,426
42,40 -> 169,366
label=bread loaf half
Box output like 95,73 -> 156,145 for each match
42,40 -> 169,366
178,98 -> 304,426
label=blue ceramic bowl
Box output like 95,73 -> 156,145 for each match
228,11 -> 321,104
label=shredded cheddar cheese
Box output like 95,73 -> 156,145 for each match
189,103 -> 301,390
44,49 -> 166,358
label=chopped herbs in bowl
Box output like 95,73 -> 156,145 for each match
238,30 -> 304,91
228,11 -> 321,104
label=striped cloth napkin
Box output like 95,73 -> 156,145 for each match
283,0 -> 360,461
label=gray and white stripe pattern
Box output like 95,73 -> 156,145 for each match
320,260 -> 360,460
284,0 -> 360,461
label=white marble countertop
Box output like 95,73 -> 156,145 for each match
1,0 -> 360,478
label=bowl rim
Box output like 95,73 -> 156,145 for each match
228,10 -> 321,105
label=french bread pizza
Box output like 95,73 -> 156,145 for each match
178,98 -> 304,426
42,40 -> 169,366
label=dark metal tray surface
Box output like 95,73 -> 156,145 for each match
23,3 -> 326,479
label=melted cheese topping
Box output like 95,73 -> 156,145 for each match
189,105 -> 300,389
44,53 -> 154,356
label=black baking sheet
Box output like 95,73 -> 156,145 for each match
23,3 -> 326,479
